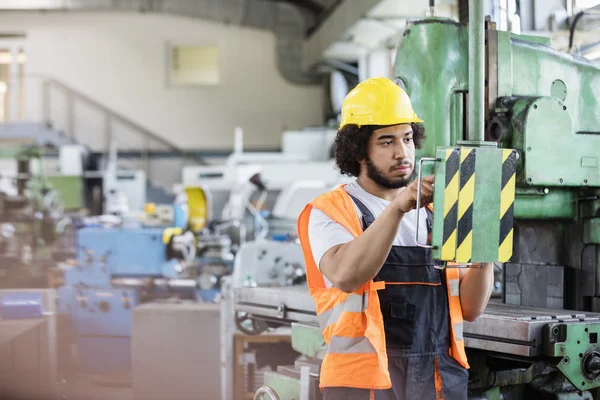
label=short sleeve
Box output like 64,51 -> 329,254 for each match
307,208 -> 355,270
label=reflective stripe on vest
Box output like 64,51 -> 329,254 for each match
297,185 -> 469,390
316,293 -> 368,330
329,335 -> 377,354
445,267 -> 469,368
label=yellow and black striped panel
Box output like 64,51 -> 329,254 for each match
456,148 -> 476,263
498,149 -> 517,262
441,148 -> 460,260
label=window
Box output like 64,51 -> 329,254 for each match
169,45 -> 220,86
577,0 -> 600,9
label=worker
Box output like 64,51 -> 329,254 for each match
296,77 -> 494,400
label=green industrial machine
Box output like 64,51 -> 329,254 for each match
234,1 -> 600,399
0,146 -> 73,288
396,2 -> 600,399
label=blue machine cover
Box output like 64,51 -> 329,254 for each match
1,292 -> 44,319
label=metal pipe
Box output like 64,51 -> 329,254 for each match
112,278 -> 198,289
468,0 -> 485,142
514,190 -> 576,220
595,246 -> 600,296
111,278 -> 151,288
428,0 -> 436,16
152,278 -> 198,288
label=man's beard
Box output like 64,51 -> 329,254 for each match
365,157 -> 414,189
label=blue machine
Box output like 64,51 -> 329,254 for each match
57,226 -> 232,374
1,291 -> 45,319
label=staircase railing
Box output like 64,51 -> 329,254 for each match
39,77 -> 207,191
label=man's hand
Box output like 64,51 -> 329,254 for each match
393,175 -> 435,214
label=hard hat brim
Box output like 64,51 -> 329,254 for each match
339,117 -> 424,130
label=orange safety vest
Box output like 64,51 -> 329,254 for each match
296,185 -> 470,390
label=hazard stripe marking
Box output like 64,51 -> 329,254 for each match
499,149 -> 517,262
456,148 -> 476,263
442,148 -> 460,260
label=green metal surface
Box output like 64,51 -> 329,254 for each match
503,32 -> 600,136
530,376 -> 595,400
497,30 -> 513,99
510,97 -> 600,187
551,79 -> 568,102
396,19 -> 600,154
579,194 -> 600,218
468,0 -> 485,142
46,175 -> 84,210
290,323 -> 325,359
512,33 -> 552,47
471,146 -> 502,261
395,19 -> 600,217
394,18 -> 468,175
479,386 -> 501,400
513,190 -> 576,220
584,218 -> 600,244
0,148 -> 32,158
262,372 -> 300,400
545,322 -> 600,391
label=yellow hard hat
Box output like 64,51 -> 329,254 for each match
339,76 -> 423,129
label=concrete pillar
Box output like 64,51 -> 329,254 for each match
366,47 -> 393,79
357,54 -> 369,83
8,47 -> 19,121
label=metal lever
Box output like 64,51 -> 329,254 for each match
415,157 -> 438,249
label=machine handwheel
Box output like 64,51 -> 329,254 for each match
169,231 -> 197,263
43,189 -> 64,217
234,311 -> 270,335
254,386 -> 280,400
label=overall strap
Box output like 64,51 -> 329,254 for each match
348,192 -> 434,235
347,193 -> 376,230
425,206 -> 433,234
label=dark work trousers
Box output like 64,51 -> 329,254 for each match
321,196 -> 469,400
322,350 -> 468,400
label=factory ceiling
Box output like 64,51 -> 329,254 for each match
0,1 -> 598,81
0,0 -> 444,85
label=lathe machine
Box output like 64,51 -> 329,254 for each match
233,1 -> 600,399
55,201 -> 235,375
0,146 -> 72,289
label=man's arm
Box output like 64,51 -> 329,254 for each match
319,204 -> 405,293
458,263 -> 494,322
319,176 -> 435,293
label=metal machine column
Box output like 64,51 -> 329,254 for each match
468,0 -> 485,142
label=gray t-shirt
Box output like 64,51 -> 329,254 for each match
307,180 -> 428,288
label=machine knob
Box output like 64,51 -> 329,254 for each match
122,296 -> 131,309
587,357 -> 600,373
42,189 -> 65,218
582,350 -> 600,380
254,386 -> 279,400
98,301 -> 110,313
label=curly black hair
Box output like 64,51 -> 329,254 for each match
334,123 -> 427,177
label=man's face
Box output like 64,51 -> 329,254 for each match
362,124 -> 415,189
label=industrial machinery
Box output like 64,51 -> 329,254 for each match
232,1 -> 600,399
0,146 -> 72,288
56,225 -> 197,374
182,127 -> 351,224
55,185 -> 235,375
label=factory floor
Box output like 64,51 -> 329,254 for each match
60,373 -> 133,400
